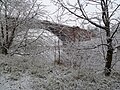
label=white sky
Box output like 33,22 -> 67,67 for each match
40,0 -> 120,28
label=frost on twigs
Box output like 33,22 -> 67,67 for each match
0,30 -> 120,90
0,54 -> 120,90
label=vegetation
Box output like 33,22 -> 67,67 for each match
0,0 -> 120,89
0,0 -> 45,54
53,0 -> 120,76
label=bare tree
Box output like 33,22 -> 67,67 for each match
54,0 -> 120,76
0,0 -> 45,54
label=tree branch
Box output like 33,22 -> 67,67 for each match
58,0 -> 105,30
111,21 -> 120,38
109,4 -> 120,19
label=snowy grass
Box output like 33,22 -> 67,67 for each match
0,36 -> 120,90
0,52 -> 120,90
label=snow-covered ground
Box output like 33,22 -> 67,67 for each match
0,52 -> 120,90
0,31 -> 120,90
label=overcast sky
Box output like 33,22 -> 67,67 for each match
40,0 -> 120,28
41,0 -> 79,26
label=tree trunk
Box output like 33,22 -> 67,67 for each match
1,46 -> 8,55
104,38 -> 113,76
0,42 -> 8,55
0,43 -> 8,55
